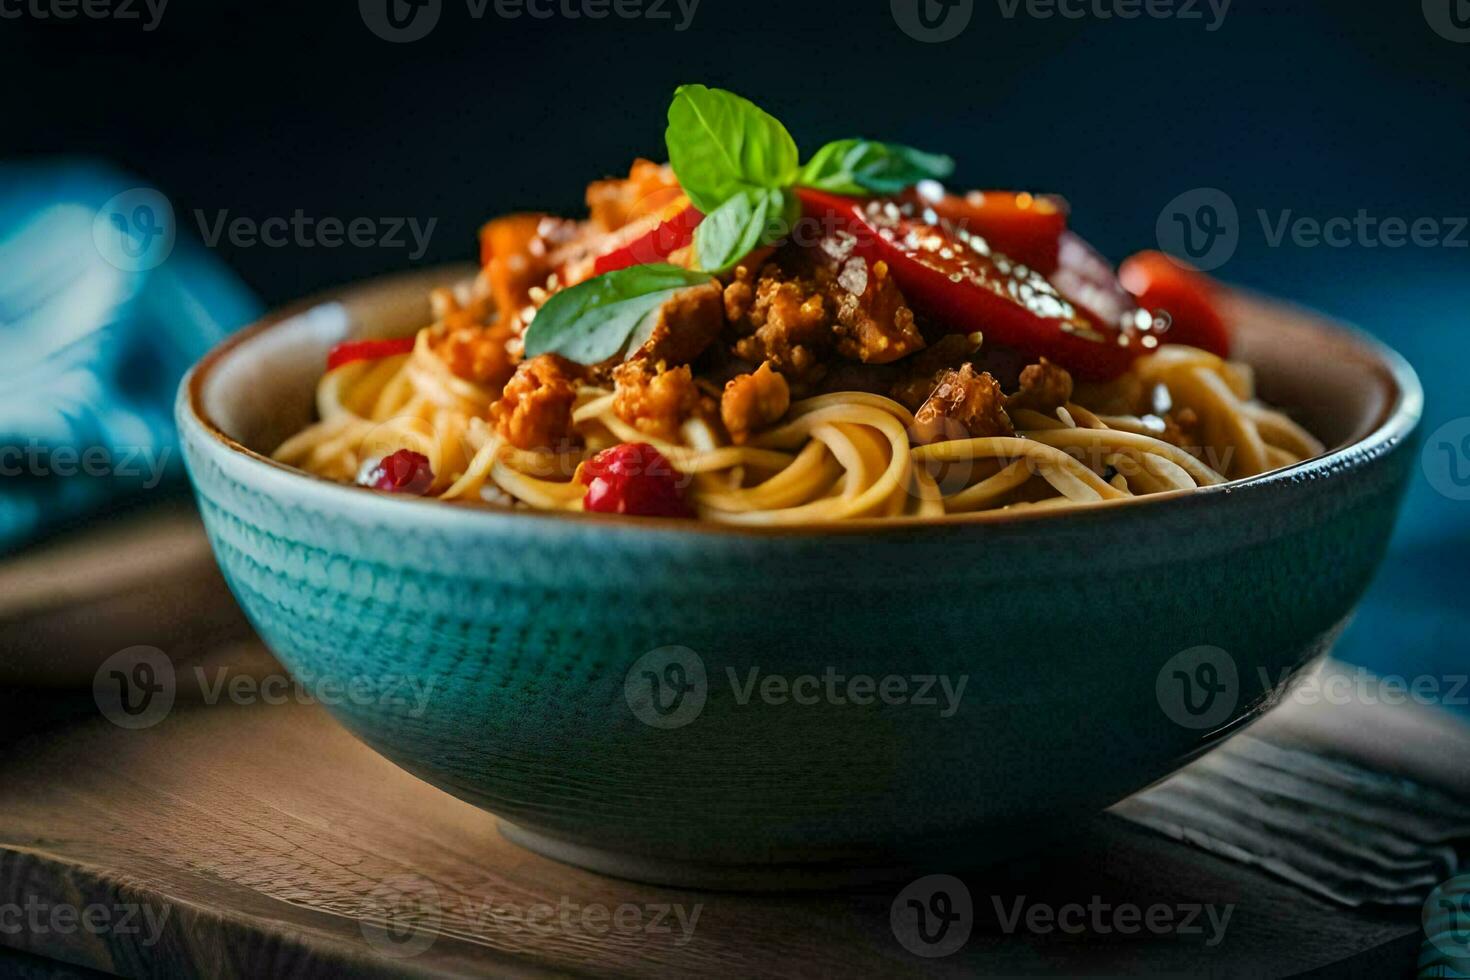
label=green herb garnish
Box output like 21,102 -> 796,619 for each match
522,85 -> 955,364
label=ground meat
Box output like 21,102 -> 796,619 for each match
827,258 -> 925,365
911,365 -> 1014,445
1160,407 -> 1202,450
433,324 -> 518,390
493,354 -> 584,451
1006,358 -> 1075,414
885,333 -> 984,411
585,159 -> 681,232
724,263 -> 830,383
612,361 -> 701,439
721,362 -> 791,445
635,280 -> 725,365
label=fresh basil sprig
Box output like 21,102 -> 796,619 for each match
523,85 -> 959,366
523,264 -> 715,364
665,84 -> 800,216
797,138 -> 955,196
693,185 -> 799,274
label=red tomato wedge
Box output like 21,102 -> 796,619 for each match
326,337 -> 416,371
592,205 -> 704,275
1119,251 -> 1231,358
914,188 -> 1069,273
795,188 -> 1143,381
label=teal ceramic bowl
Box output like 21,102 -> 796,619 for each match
177,267 -> 1422,887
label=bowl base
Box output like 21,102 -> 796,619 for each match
497,822 -> 929,891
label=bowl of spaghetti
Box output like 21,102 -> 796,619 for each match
178,86 -> 1422,886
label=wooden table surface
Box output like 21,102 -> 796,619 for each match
0,505 -> 1463,978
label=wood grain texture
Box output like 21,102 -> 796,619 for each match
0,681 -> 1453,979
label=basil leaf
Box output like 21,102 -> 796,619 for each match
523,264 -> 715,365
666,84 -> 800,215
798,139 -> 955,195
694,186 -> 798,273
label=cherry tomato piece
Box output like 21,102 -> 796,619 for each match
580,443 -> 692,518
795,188 -> 1142,381
359,450 -> 434,495
914,187 -> 1069,273
326,336 -> 416,371
1119,251 -> 1231,358
593,205 -> 704,275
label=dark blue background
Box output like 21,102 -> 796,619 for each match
5,0 -> 1466,692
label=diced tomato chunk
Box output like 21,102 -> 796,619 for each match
359,450 -> 434,495
1119,251 -> 1231,357
579,443 -> 692,518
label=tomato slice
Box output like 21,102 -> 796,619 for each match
1119,251 -> 1230,357
592,205 -> 704,275
913,187 -> 1069,273
326,336 -> 416,371
796,188 -> 1142,381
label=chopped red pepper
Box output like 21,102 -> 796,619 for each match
915,188 -> 1069,273
326,336 -> 416,371
592,205 -> 703,275
360,450 -> 434,495
795,188 -> 1143,381
579,443 -> 692,518
1119,251 -> 1231,358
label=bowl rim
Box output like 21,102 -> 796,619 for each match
181,266 -> 1424,539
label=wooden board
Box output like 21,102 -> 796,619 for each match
1,504 -> 1463,977
0,681 -> 1454,979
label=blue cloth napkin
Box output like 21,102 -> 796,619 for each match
0,162 -> 261,552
